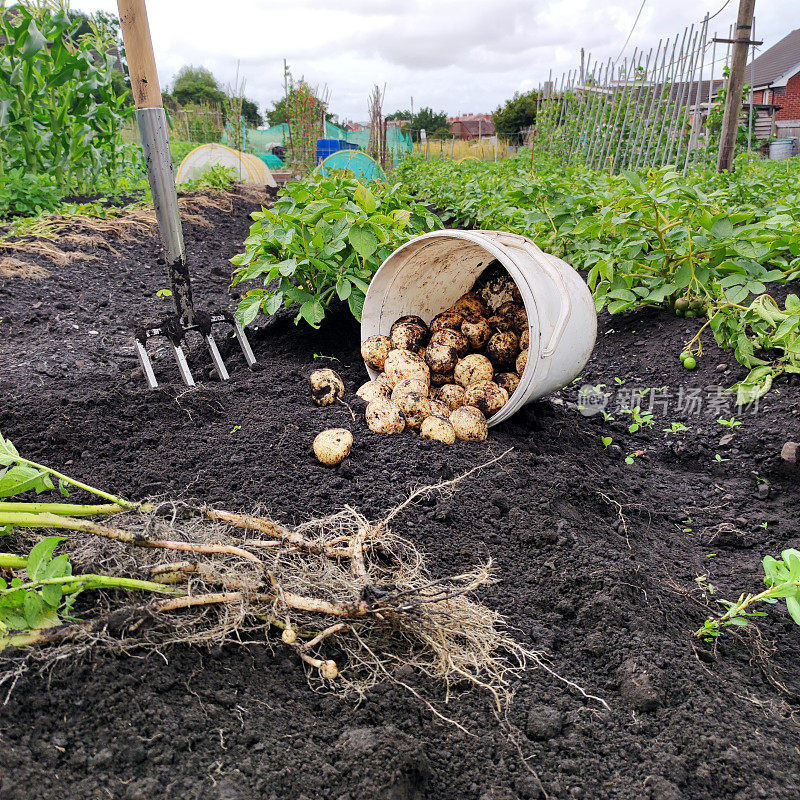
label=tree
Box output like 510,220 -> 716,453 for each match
387,109 -> 412,121
241,97 -> 263,128
265,95 -> 335,128
493,90 -> 539,144
172,66 -> 226,107
410,107 -> 448,141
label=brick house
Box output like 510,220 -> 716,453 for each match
749,28 -> 800,144
449,113 -> 494,140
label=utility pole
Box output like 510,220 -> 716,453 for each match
716,0 -> 756,172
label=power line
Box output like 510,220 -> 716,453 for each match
706,0 -> 732,22
616,0 -> 648,61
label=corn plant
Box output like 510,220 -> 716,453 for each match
0,3 -> 135,195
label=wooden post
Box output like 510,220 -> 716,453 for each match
117,0 -> 162,108
717,0 -> 756,172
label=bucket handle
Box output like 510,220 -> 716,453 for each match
493,234 -> 572,358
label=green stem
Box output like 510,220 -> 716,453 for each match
0,502 -> 134,517
6,457 -> 135,509
0,554 -> 28,569
0,573 -> 181,596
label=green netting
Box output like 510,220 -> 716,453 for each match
317,150 -> 386,182
243,123 -> 412,166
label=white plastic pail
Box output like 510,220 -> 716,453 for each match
361,230 -> 597,426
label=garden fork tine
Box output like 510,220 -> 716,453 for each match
119,0 -> 256,389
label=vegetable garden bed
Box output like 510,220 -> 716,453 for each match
1,190 -> 799,800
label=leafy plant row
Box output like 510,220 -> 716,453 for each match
232,171 -> 442,327
397,153 -> 800,402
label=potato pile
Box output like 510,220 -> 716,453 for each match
358,263 -> 530,444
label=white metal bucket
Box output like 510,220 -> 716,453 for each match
361,230 -> 598,426
769,139 -> 794,161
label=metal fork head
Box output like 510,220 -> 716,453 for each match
134,310 -> 256,389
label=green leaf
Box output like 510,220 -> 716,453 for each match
299,300 -> 325,328
22,20 -> 47,59
235,293 -> 265,327
348,226 -> 378,259
336,280 -> 352,301
26,536 -> 65,582
786,596 -> 800,626
710,218 -> 734,239
354,183 -> 377,213
22,591 -> 44,628
348,290 -> 365,322
41,583 -> 62,607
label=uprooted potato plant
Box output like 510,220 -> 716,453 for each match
0,435 -> 603,721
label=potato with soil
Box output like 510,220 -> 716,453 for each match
430,370 -> 455,387
309,369 -> 345,407
449,405 -> 489,441
391,377 -> 429,402
461,317 -> 492,350
494,372 -> 520,396
485,331 -> 519,370
519,328 -> 529,350
390,321 -> 427,353
425,342 -> 459,375
464,381 -> 509,417
361,335 -> 392,371
365,399 -> 406,434
430,311 -> 465,333
420,415 -> 456,444
454,354 -> 494,387
390,315 -> 428,337
356,380 -> 390,404
313,428 -> 353,466
428,399 -> 452,419
384,349 -> 430,388
433,383 -> 466,411
450,292 -> 487,320
397,391 -> 432,430
516,349 -> 528,375
429,328 -> 469,358
487,314 -> 514,333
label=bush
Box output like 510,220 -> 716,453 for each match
0,170 -> 62,219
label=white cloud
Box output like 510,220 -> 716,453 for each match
78,0 -> 789,120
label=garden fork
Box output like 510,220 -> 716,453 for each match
118,0 -> 256,388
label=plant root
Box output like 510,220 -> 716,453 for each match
1,453 -> 606,726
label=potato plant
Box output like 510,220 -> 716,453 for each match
231,172 -> 441,327
397,153 -> 800,399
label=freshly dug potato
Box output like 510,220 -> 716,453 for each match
495,372 -> 520,396
390,321 -> 427,352
428,399 -> 452,419
476,266 -> 520,311
425,342 -> 459,374
361,335 -> 391,371
366,399 -> 406,434
313,428 -> 353,466
384,349 -> 430,388
461,317 -> 492,350
430,311 -> 465,333
510,306 -> 528,335
356,380 -> 391,404
309,369 -> 345,407
397,392 -> 432,429
516,349 -> 528,375
430,370 -> 455,387
390,315 -> 428,337
519,328 -> 530,350
420,415 -> 456,444
449,405 -> 489,441
391,377 -> 429,402
450,292 -> 487,320
430,328 -> 469,357
495,301 -> 519,320
433,383 -> 466,411
454,354 -> 494,387
487,314 -> 514,332
464,380 -> 509,417
486,331 -> 520,369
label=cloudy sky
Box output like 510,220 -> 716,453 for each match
79,1 -> 791,123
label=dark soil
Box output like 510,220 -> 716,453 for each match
1,189 -> 799,800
